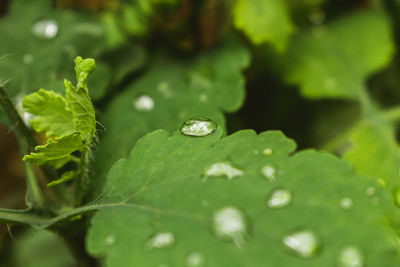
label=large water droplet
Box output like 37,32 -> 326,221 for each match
261,165 -> 277,182
267,188 -> 292,209
32,19 -> 59,40
283,230 -> 320,259
145,232 -> 175,250
133,95 -> 154,111
338,246 -> 364,267
339,197 -> 354,210
204,162 -> 244,180
186,252 -> 205,267
213,206 -> 248,248
180,118 -> 217,137
104,234 -> 116,246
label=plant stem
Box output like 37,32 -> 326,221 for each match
0,86 -> 46,210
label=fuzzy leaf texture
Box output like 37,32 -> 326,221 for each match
22,89 -> 75,137
233,0 -> 294,50
282,10 -> 394,99
86,126 -> 400,266
65,57 -> 96,143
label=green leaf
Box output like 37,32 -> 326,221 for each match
233,0 -> 294,50
22,89 -> 75,137
65,57 -> 96,144
23,134 -> 83,168
86,128 -> 400,266
282,10 -> 394,99
342,116 -> 400,191
91,39 -> 249,198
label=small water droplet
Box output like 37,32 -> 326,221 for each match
145,232 -> 175,250
23,54 -> 34,65
204,162 -> 244,180
261,165 -> 277,182
157,81 -> 172,98
267,188 -> 292,209
213,206 -> 248,248
186,252 -> 205,267
180,118 -> 217,137
16,95 -> 35,128
371,197 -> 380,206
32,19 -> 59,39
104,234 -> 116,245
133,95 -> 154,111
201,200 -> 209,207
339,197 -> 354,210
199,93 -> 208,102
338,246 -> 364,267
365,187 -> 376,197
283,230 -> 320,259
263,148 -> 273,156
308,9 -> 326,25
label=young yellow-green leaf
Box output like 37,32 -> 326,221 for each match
283,10 -> 394,99
342,117 -> 400,191
233,0 -> 294,50
65,58 -> 96,144
22,89 -> 75,137
86,127 -> 400,266
23,134 -> 83,168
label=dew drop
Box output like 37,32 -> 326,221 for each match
261,165 -> 277,182
145,232 -> 175,250
180,118 -> 217,137
339,197 -> 354,210
186,252 -> 205,267
263,148 -> 273,156
338,246 -> 364,267
104,234 -> 116,246
133,95 -> 154,111
213,206 -> 248,248
32,19 -> 59,40
157,81 -> 172,98
283,230 -> 320,259
201,200 -> 209,207
365,187 -> 376,197
204,162 -> 244,180
23,54 -> 34,65
267,188 -> 292,209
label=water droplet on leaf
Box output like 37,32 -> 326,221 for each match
339,197 -> 354,210
32,19 -> 58,39
338,246 -> 364,267
146,232 -> 175,250
283,230 -> 320,259
23,54 -> 34,65
365,187 -> 376,197
213,206 -> 248,248
180,118 -> 217,137
263,148 -> 273,156
104,234 -> 116,246
186,252 -> 205,266
261,165 -> 277,182
204,162 -> 244,180
267,188 -> 292,209
133,95 -> 154,111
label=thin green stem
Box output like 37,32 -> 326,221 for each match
0,86 -> 46,210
